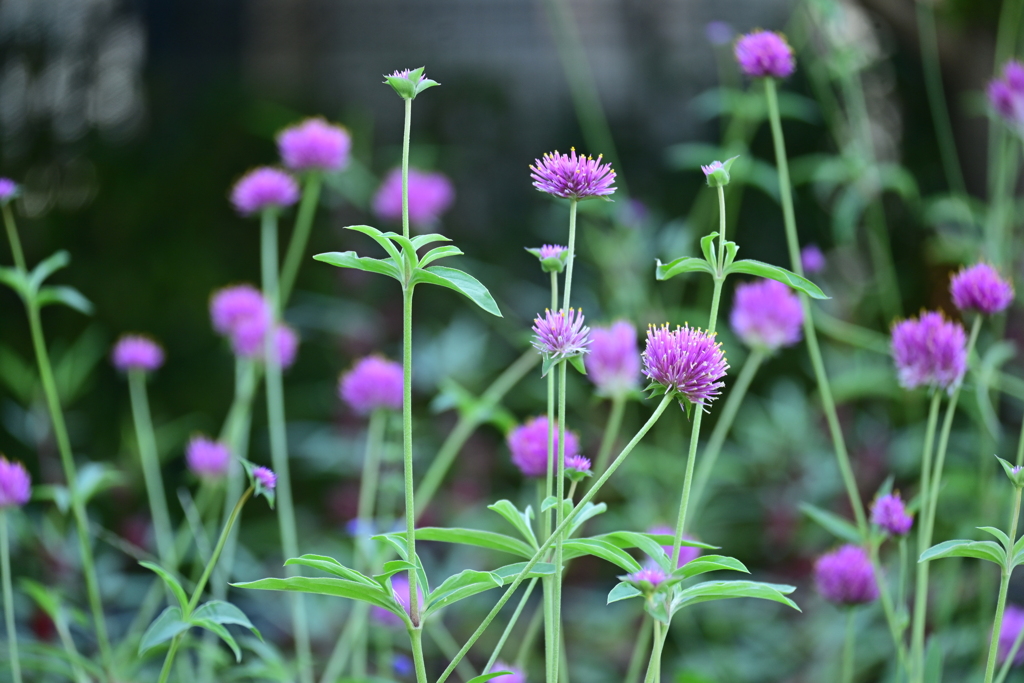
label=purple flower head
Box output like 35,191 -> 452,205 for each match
507,416 -> 580,478
585,321 -> 641,396
253,466 -> 276,491
277,118 -> 352,173
642,324 -> 729,409
274,325 -> 299,369
891,311 -> 968,394
532,308 -> 592,360
231,315 -> 271,358
999,605 -> 1024,665
950,263 -> 1014,315
701,160 -> 724,178
0,178 -> 19,203
230,167 -> 300,216
801,244 -> 826,274
624,564 -> 667,590
870,493 -> 913,536
372,167 -> 455,230
735,30 -> 796,79
526,244 -> 569,273
814,544 -> 878,605
989,60 -> 1024,133
538,244 -> 566,260
339,356 -> 404,415
705,21 -> 735,46
383,67 -> 438,100
210,285 -> 268,336
371,575 -> 424,627
186,436 -> 231,480
112,334 -> 165,373
488,662 -> 526,683
564,454 -> 592,478
729,279 -> 804,352
648,525 -> 701,568
0,458 -> 31,509
530,148 -> 617,200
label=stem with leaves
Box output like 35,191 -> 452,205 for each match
841,609 -> 856,683
985,486 -> 1023,683
910,391 -> 942,679
279,172 -> 324,306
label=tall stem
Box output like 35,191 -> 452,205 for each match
624,618 -> 652,683
841,609 -> 856,683
484,577 -> 540,674
642,621 -> 663,683
764,75 -> 867,534
551,361 -> 568,683
402,99 -> 412,240
1,204 -> 25,272
401,284 -> 421,628
127,370 -> 177,570
592,394 -> 626,482
279,173 -> 324,307
544,269 -> 559,683
562,200 -> 579,311
984,487 -> 1022,683
260,209 -> 313,683
868,543 -> 908,672
911,391 -> 943,678
353,408 -> 387,677
410,626 -> 428,683
1,512 -> 21,683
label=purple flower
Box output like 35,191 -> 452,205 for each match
999,605 -> 1024,665
230,167 -> 300,216
277,118 -> 351,172
950,263 -> 1014,315
735,30 -> 796,79
705,21 -> 734,46
507,416 -> 580,478
729,279 -> 804,351
701,160 -> 724,178
642,324 -> 729,409
112,335 -> 165,373
253,466 -> 277,491
0,458 -> 30,509
564,454 -> 592,475
801,245 -> 826,274
532,308 -> 592,360
209,285 -> 288,361
527,244 -> 568,273
538,244 -> 566,260
585,321 -> 641,396
210,285 -> 268,336
371,575 -> 423,627
648,525 -> 701,568
0,178 -> 18,203
989,60 -> 1024,134
274,325 -> 299,369
870,493 -> 913,536
186,436 -> 231,480
530,148 -> 617,200
813,545 -> 878,605
624,565 -> 667,588
488,662 -> 526,683
339,356 -> 404,415
372,167 -> 455,230
891,311 -> 968,393
383,67 -> 438,100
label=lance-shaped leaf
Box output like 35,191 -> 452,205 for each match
373,560 -> 418,587
29,250 -> 71,291
191,600 -> 262,641
411,266 -> 502,317
284,555 -> 378,586
978,526 -> 1012,550
313,251 -> 402,281
919,539 -> 1006,567
190,617 -> 242,662
487,500 -> 539,549
139,561 -> 189,613
670,555 -> 749,581
344,225 -> 405,264
671,580 -> 800,614
607,582 -> 643,604
655,257 -> 715,281
410,233 -> 452,250
726,259 -> 828,300
369,533 -> 431,594
405,527 -> 534,559
564,501 -> 607,538
139,607 -> 190,656
36,286 -> 93,315
491,562 -> 557,584
799,503 -> 862,544
424,569 -> 503,616
700,232 -> 719,265
562,539 -> 642,573
232,577 -> 403,617
0,266 -> 29,297
419,245 -> 464,268
466,673 -> 515,683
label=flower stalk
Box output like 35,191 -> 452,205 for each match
984,485 -> 1023,683
1,511 -> 21,683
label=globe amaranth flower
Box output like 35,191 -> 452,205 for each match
891,311 -> 967,394
277,118 -> 351,172
989,60 -> 1024,134
488,662 -> 526,683
112,334 -> 165,373
999,605 -> 1024,665
526,243 -> 569,273
585,321 -> 641,396
950,263 -> 1014,315
372,167 -> 455,230
735,30 -> 796,79
371,575 -> 424,627
253,466 -> 277,491
209,285 -> 297,367
383,67 -> 439,100
648,524 -> 701,568
186,436 -> 231,480
273,325 -> 299,369
0,178 -> 18,204
564,454 -> 592,482
0,457 -> 30,509
230,167 -> 300,215
642,324 -> 728,409
530,148 -> 616,200
813,544 -> 878,605
870,493 -> 913,536
622,565 -> 667,592
801,244 -> 826,274
729,279 -> 804,352
339,356 -> 403,415
507,416 -> 580,478
210,285 -> 268,336
532,308 -> 592,361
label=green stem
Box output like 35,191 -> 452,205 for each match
642,620 -> 663,683
1015,408 -> 1024,468
410,626 -> 428,683
485,577 -> 540,674
869,543 -> 908,673
279,173 -> 324,307
436,394 -> 675,683
984,487 -> 1022,683
764,75 -> 868,535
624,618 -> 652,683
515,601 -> 545,670
428,621 -> 477,681
911,391 -> 943,678
1,512 -> 21,683
402,98 -> 412,240
545,265 -> 559,683
592,394 -> 626,483
352,408 -> 387,677
562,200 -> 579,311
842,609 -> 856,683
260,209 -> 313,683
401,284 -> 421,630
552,360 -> 568,683
1,204 -> 25,272
127,370 -> 177,570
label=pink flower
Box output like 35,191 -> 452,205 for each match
372,168 -> 455,230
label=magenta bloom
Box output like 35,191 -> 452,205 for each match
507,416 -> 580,478
564,454 -> 592,475
253,466 -> 277,491
950,263 -> 1014,315
186,436 -> 231,480
530,148 -> 617,200
735,30 -> 795,79
488,662 -> 526,683
871,493 -> 912,536
624,565 -> 667,588
891,311 -> 967,393
999,605 -> 1024,665
0,458 -> 30,509
642,324 -> 728,409
274,325 -> 299,369
586,321 -> 641,396
277,118 -> 351,172
371,575 -> 423,627
989,60 -> 1024,134
814,545 -> 878,605
112,335 -> 165,373
372,167 -> 455,230
210,285 -> 268,335
701,160 -> 724,178
339,356 -> 404,415
0,178 -> 18,202
230,167 -> 300,215
730,279 -> 804,351
801,245 -> 826,274
648,525 -> 701,568
538,244 -> 566,260
532,308 -> 592,360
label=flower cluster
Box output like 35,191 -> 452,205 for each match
230,167 -> 300,215
277,118 -> 351,173
729,279 -> 804,352
989,60 -> 1024,134
209,285 -> 299,368
891,311 -> 967,393
0,457 -> 30,509
111,334 -> 165,373
373,167 -> 455,229
530,148 -> 617,200
642,324 -> 728,409
813,545 -> 878,605
532,308 -> 592,361
950,263 -> 1014,315
735,30 -> 796,79
870,493 -> 913,536
339,356 -> 404,415
507,416 -> 580,478
186,436 -> 232,480
586,321 -> 641,396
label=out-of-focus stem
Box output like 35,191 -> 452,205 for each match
279,172 -> 323,307
1,204 -> 25,272
485,577 -> 540,674
402,99 -> 412,240
1,512 -> 21,683
868,542 -> 908,672
562,200 -> 579,311
352,408 -> 387,678
841,609 -> 856,683
515,601 -> 545,669
624,618 -> 652,683
592,394 -> 626,483
910,391 -> 943,680
984,487 -> 1023,683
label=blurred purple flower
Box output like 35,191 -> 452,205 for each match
532,308 -> 591,360
507,416 -> 580,478
870,493 -> 913,536
530,148 -> 616,200
339,356 -> 404,415
735,30 -> 795,79
891,311 -> 967,393
999,605 -> 1024,665
950,263 -> 1014,315
585,321 -> 641,396
230,167 -> 300,215
274,324 -> 299,369
814,544 -> 878,605
186,436 -> 231,480
488,662 -> 526,683
253,466 -> 277,491
0,178 -> 18,203
729,279 -> 804,351
989,60 -> 1024,133
373,167 -> 455,230
648,524 -> 701,567
277,118 -> 351,172
210,285 -> 268,336
642,324 -> 728,409
538,244 -> 566,260
624,565 -> 667,588
801,244 -> 826,274
705,21 -> 734,46
371,575 -> 423,627
112,334 -> 165,373
0,457 -> 30,509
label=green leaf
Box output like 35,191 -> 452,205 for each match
411,265 -> 502,317
139,607 -> 190,656
75,462 -> 125,506
699,232 -> 718,265
410,233 -> 452,250
284,555 -> 378,586
0,266 -> 29,296
565,501 -> 607,538
232,577 -> 403,617
139,561 -> 189,613
313,251 -> 402,281
29,250 -> 71,291
924,638 -> 944,683
799,503 -> 862,544
978,526 -> 1012,550
540,496 -> 558,513
190,617 -> 242,662
18,579 -> 62,620
487,500 -> 539,549
192,600 -> 262,640
562,539 -> 642,573
607,582 -> 643,604
425,570 -> 503,616
419,245 -> 465,268
671,580 -> 800,614
654,257 -> 715,281
726,259 -> 828,299
491,562 -> 557,584
568,355 -> 587,376
466,673 -> 515,683
671,555 -> 749,581
409,527 -> 534,558
344,224 -> 404,264
35,286 -> 94,315
373,560 -> 418,587
919,539 -> 1006,567
368,535 -> 431,595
